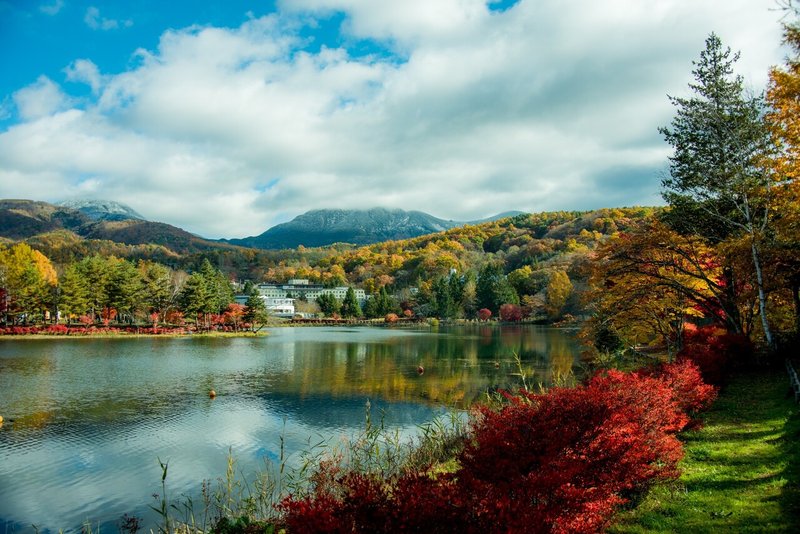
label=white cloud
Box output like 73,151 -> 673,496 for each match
84,6 -> 133,31
0,0 -> 790,238
12,76 -> 70,120
39,0 -> 64,16
64,59 -> 104,93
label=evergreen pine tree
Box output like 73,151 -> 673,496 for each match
340,287 -> 362,318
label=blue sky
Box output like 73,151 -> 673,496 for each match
1,0 -> 353,116
0,0 -> 789,238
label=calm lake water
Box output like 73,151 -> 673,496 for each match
0,325 -> 581,532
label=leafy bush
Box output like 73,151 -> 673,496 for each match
456,371 -> 687,532
45,324 -> 69,335
279,363 -> 715,533
639,359 -> 717,417
499,303 -> 523,322
678,327 -> 753,386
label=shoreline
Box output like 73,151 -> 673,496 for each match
0,329 -> 270,340
0,319 -> 572,340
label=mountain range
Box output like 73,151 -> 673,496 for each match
0,199 -> 235,255
225,208 -> 525,249
0,199 -> 526,252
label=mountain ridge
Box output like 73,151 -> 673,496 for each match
58,199 -> 144,221
0,199 -> 239,255
226,208 -> 527,249
0,199 -> 527,252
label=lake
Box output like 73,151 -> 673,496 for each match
0,324 -> 581,532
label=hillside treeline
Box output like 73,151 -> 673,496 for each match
0,207 -> 655,326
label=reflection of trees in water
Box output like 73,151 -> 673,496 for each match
268,326 -> 580,406
547,332 -> 577,381
0,327 -> 582,435
273,338 -> 482,407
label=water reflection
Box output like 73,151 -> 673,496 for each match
0,325 -> 580,532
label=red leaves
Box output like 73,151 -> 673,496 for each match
678,326 -> 754,386
44,324 -> 69,335
641,359 -> 717,415
499,303 -> 523,322
279,361 -> 715,533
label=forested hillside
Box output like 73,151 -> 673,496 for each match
0,206 -> 657,328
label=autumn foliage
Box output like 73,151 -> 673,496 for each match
676,326 -> 754,386
278,360 -> 714,533
499,303 -> 523,322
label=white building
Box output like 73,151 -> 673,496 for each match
256,280 -> 366,305
265,298 -> 295,317
234,295 -> 296,318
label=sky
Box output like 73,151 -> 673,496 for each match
0,0 -> 791,239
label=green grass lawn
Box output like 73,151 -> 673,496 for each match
611,370 -> 800,533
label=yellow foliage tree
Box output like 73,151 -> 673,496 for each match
0,243 -> 57,323
767,16 -> 800,334
545,270 -> 573,320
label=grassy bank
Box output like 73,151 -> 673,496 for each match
611,370 -> 800,533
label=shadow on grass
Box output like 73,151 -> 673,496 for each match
610,370 -> 800,533
779,390 -> 800,529
685,472 -> 782,493
701,429 -> 789,441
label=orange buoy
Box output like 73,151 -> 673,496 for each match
209,389 -> 217,399
417,365 -> 424,375
0,415 -> 3,426
494,361 -> 500,368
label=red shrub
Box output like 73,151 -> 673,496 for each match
477,308 -> 492,321
279,493 -> 346,534
640,360 -> 717,416
45,324 -> 69,335
8,326 -> 39,335
385,473 -> 470,533
499,304 -> 523,322
281,469 -> 470,533
384,313 -> 399,324
678,327 -> 753,386
279,364 -> 716,533
455,371 -> 687,532
165,310 -> 185,325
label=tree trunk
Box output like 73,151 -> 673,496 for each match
721,265 -> 744,335
750,236 -> 774,351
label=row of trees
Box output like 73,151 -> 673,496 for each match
413,263 -> 575,321
586,27 -> 800,357
0,247 -> 245,328
315,287 -> 365,319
